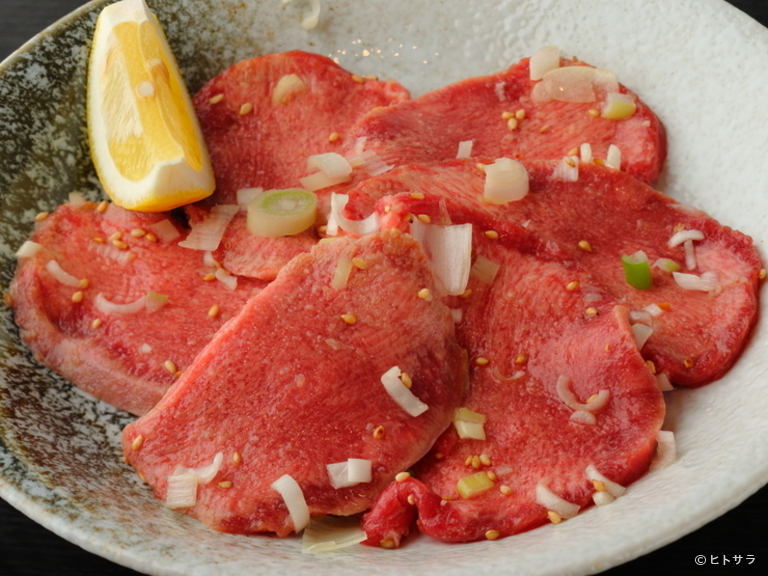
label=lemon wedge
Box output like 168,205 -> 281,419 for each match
87,0 -> 214,212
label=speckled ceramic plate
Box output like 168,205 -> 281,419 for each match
2,0 -> 768,574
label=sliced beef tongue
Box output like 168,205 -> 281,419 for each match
9,200 -> 265,416
343,57 -> 666,185
122,230 -> 467,536
355,158 -> 761,388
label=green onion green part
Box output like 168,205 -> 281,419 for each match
622,252 -> 653,290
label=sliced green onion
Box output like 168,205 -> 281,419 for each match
621,251 -> 652,290
247,189 -> 317,238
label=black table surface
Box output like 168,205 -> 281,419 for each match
2,1 -> 768,575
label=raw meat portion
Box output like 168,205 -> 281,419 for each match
344,57 -> 666,187
9,200 -> 265,415
349,158 -> 761,387
122,230 -> 467,536
193,50 -> 410,204
189,50 -> 408,279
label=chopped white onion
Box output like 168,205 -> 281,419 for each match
327,458 -> 372,489
300,153 -> 352,191
601,92 -> 637,120
178,205 -> 238,251
456,140 -> 474,159
530,80 -> 552,104
653,257 -> 681,273
272,72 -> 308,104
94,293 -> 146,315
550,156 -> 579,182
165,472 -> 198,509
469,255 -> 501,285
584,464 -> 626,497
450,308 -> 463,323
580,143 -> 592,163
145,291 -> 169,313
683,239 -> 697,270
329,193 -> 380,237
494,81 -> 506,102
529,45 -> 560,81
236,187 -> 263,211
271,474 -> 310,532
381,365 -> 428,417
535,480 -> 580,518
673,271 -> 719,292
215,268 -> 237,291
592,491 -> 615,506
649,430 -> 676,471
656,373 -> 674,392
68,192 -> 87,207
483,158 -> 529,203
556,375 -> 610,412
174,452 -> 224,485
45,260 -> 81,287
642,303 -> 665,317
541,66 -> 618,103
203,251 -> 218,268
628,310 -> 653,325
410,219 -> 472,296
667,229 -> 704,248
331,257 -> 353,290
631,323 -> 653,350
281,0 -> 321,31
569,410 -> 596,425
453,420 -> 486,440
139,343 -> 153,354
16,241 -> 42,258
302,516 -> 367,553
606,144 -> 621,170
150,218 -> 181,242
346,150 -> 392,176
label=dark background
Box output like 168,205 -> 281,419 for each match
2,1 -> 767,574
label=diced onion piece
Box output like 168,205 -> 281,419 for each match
94,293 -> 146,315
150,218 -> 182,242
529,45 -> 560,81
456,140 -> 474,159
673,271 -> 718,292
271,474 -> 310,532
410,220 -> 472,295
328,193 -> 380,237
380,366 -> 428,417
68,192 -> 87,207
178,205 -> 238,250
631,323 -> 653,350
145,291 -> 169,313
653,258 -> 681,273
326,461 -> 350,488
272,72 -> 307,104
530,80 -> 552,104
684,239 -> 697,270
593,491 -> 616,506
302,516 -> 367,553
556,375 -> 610,412
541,66 -> 618,103
569,410 -> 596,425
215,268 -> 237,291
483,158 -> 529,203
453,420 -> 486,440
247,189 -> 317,238
667,229 -> 704,248
470,256 -> 500,285
629,310 -> 653,325
331,257 -> 353,290
165,473 -> 198,509
643,303 -> 665,317
601,92 -> 636,119
139,343 -> 152,354
656,373 -> 674,392
580,143 -> 592,163
621,251 -> 652,290
236,187 -> 263,211
550,156 -> 579,182
535,481 -> 580,518
16,241 -> 42,258
300,172 -> 344,193
450,308 -> 463,323
174,452 -> 224,485
203,251 -> 218,268
326,458 -> 373,489
455,407 -> 486,424
650,430 -> 676,471
584,464 -> 626,497
346,150 -> 392,176
456,471 -> 494,499
606,144 -> 621,170
45,260 -> 81,287
300,153 -> 352,191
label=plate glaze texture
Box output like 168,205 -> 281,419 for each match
1,1 -> 767,575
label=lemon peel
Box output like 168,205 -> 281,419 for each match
87,0 -> 214,212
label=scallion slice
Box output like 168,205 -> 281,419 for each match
621,251 -> 652,290
247,189 -> 317,238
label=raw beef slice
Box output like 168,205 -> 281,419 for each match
122,230 -> 467,536
190,50 -> 409,279
344,56 -> 666,186
9,200 -> 265,415
349,158 -> 761,387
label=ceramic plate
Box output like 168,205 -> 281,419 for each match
2,1 -> 767,574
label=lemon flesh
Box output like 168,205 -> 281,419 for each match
87,0 -> 214,212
